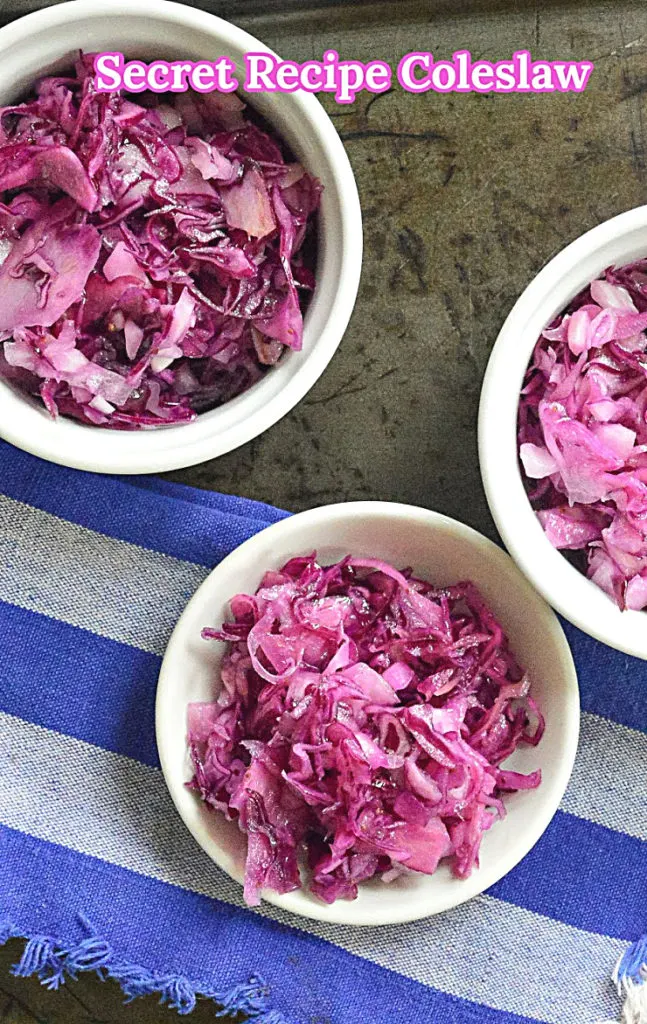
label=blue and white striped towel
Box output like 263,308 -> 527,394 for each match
1,438 -> 646,1024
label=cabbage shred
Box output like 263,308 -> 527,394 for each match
188,554 -> 543,906
0,53 -> 320,427
519,262 -> 647,610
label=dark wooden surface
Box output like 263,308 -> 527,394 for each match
164,0 -> 647,539
0,940 -> 244,1023
3,0 -> 647,1019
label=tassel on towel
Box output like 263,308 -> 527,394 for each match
601,935 -> 647,1024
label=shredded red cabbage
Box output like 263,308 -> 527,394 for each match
0,53 -> 320,428
188,554 -> 543,906
518,261 -> 647,610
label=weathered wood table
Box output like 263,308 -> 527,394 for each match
2,0 -> 645,1019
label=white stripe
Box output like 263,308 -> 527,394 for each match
562,714 -> 647,841
0,495 -> 207,655
0,495 -> 642,847
0,712 -> 622,1023
0,491 -> 639,1019
0,496 -> 644,843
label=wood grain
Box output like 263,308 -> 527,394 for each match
0,941 -> 237,1023
2,0 -> 644,1020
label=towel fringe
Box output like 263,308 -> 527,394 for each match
600,935 -> 647,1024
0,917 -> 288,1021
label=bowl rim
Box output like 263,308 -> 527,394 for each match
479,203 -> 647,659
0,0 -> 362,474
155,499 -> 580,926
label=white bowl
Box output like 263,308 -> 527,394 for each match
156,500 -> 579,926
479,205 -> 647,659
0,0 -> 361,473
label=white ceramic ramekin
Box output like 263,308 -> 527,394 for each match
479,205 -> 647,659
0,0 -> 362,473
156,501 -> 579,926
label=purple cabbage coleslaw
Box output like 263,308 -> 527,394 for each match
518,261 -> 647,610
188,554 -> 543,906
0,53 -> 320,428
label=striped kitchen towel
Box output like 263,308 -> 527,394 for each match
0,438 -> 645,1024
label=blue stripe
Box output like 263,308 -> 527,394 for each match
490,811 -> 647,941
2,601 -> 645,942
128,472 -> 288,519
0,601 -> 161,767
5,445 -> 645,736
4,441 -> 645,736
0,441 -> 287,566
562,620 -> 647,735
0,825 -> 543,1024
